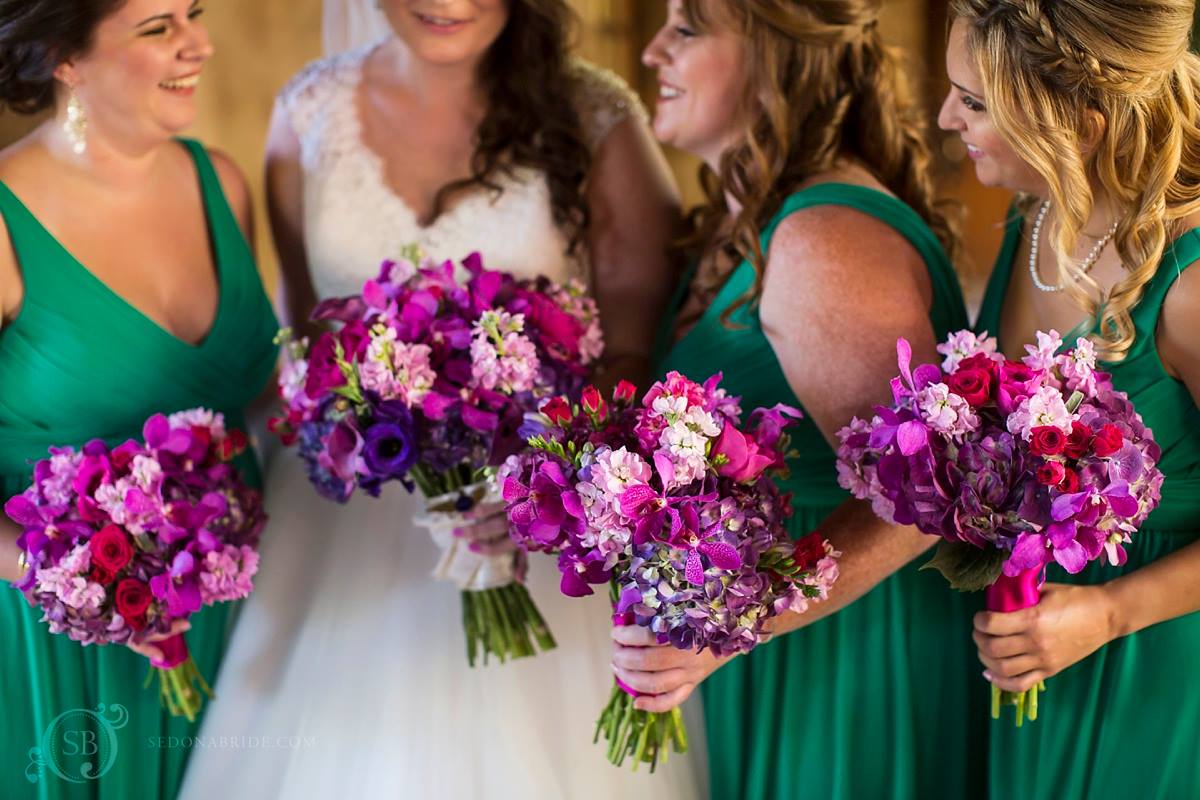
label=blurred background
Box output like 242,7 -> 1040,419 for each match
2,2 -> 1196,305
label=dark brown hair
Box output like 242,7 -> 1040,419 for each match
0,0 -> 125,113
683,0 -> 959,319
431,0 -> 592,253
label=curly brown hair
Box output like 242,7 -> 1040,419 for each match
430,0 -> 592,254
682,0 -> 959,319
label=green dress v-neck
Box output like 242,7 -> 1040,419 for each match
658,183 -> 986,799
976,211 -> 1200,800
0,138 -> 279,800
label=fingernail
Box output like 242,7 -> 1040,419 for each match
452,528 -> 464,538
468,542 -> 481,553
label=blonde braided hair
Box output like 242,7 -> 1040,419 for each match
952,0 -> 1200,361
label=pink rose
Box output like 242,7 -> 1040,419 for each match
1036,461 -> 1066,486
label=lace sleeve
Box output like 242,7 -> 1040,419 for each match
569,60 -> 650,152
275,49 -> 368,172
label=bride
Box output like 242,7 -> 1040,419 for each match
180,1 -> 705,797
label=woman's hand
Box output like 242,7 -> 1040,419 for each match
611,625 -> 730,712
974,582 -> 1119,693
453,502 -> 518,558
127,619 -> 192,663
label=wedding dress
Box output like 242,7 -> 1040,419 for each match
179,41 -> 706,800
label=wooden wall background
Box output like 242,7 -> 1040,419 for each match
0,0 -> 1018,301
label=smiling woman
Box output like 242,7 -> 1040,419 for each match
0,1 -> 279,799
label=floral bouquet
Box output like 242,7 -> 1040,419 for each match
501,373 -> 839,770
270,250 -> 603,666
4,409 -> 265,721
836,329 -> 1162,725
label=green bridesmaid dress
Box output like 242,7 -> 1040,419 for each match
0,138 -> 278,800
658,184 -> 986,799
976,212 -> 1200,800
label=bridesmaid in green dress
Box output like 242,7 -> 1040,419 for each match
612,2 -> 986,798
0,2 -> 278,798
940,3 -> 1200,797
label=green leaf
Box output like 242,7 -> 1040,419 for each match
920,539 -> 1006,592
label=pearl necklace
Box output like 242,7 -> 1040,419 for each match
1028,200 -> 1120,293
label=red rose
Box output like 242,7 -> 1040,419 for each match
946,368 -> 992,407
88,564 -> 116,585
792,532 -> 827,571
1029,426 -> 1067,456
127,613 -> 148,632
613,380 -> 638,405
958,353 -> 1000,380
540,396 -> 572,425
1064,422 -> 1093,459
1058,468 -> 1080,494
1093,424 -> 1124,458
218,429 -> 249,462
581,386 -> 607,417
115,579 -> 153,620
90,524 -> 133,573
1036,461 -> 1066,486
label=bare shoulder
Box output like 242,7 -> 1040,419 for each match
204,147 -> 253,237
1154,210 -> 1200,387
0,137 -> 42,322
764,193 -> 924,293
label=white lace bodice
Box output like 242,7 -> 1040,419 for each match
278,42 -> 647,300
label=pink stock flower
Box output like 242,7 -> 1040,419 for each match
916,383 -> 980,438
1006,385 -> 1075,440
1022,329 -> 1064,373
937,329 -> 1000,372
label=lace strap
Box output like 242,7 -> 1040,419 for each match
569,60 -> 649,152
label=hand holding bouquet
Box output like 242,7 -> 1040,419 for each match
5,409 -> 265,720
271,250 -> 604,666
837,330 -> 1162,724
502,373 -> 839,769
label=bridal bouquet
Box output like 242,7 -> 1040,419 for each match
5,409 -> 265,721
270,250 -> 603,666
836,329 -> 1162,724
501,372 -> 839,770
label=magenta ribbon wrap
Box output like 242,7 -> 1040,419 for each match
612,611 -> 643,698
149,632 -> 191,670
986,565 -> 1045,613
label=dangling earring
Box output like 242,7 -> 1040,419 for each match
64,87 -> 87,156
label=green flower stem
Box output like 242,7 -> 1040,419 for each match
461,584 -> 557,667
991,681 -> 1048,727
594,683 -> 689,772
145,658 -> 213,722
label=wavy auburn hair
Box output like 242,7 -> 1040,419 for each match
682,0 -> 958,318
951,0 -> 1200,361
432,0 -> 592,253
